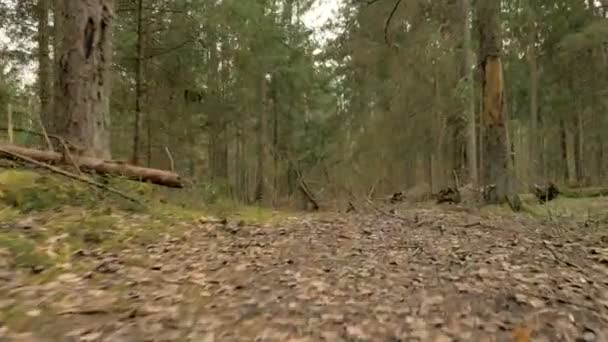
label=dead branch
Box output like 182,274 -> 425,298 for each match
164,146 -> 175,172
452,169 -> 460,189
0,146 -> 142,204
366,198 -> 409,222
36,112 -> 54,152
298,177 -> 320,211
367,178 -> 381,200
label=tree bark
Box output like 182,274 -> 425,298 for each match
131,0 -> 144,165
575,111 -> 585,183
462,0 -> 477,187
565,123 -> 577,185
56,0 -> 114,159
206,31 -> 229,182
0,143 -> 182,187
255,75 -> 268,204
560,118 -> 568,182
51,0 -> 66,136
281,0 -> 297,197
235,123 -> 247,202
37,0 -> 52,134
527,7 -> 540,185
477,0 -> 517,204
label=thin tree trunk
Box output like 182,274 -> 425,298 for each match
599,138 -> 605,184
271,77 -> 279,197
217,41 -> 229,180
282,0 -> 297,197
566,126 -> 577,185
206,33 -> 229,182
37,0 -> 52,135
146,117 -> 152,167
560,118 -> 569,182
207,31 -> 219,180
255,75 -> 267,204
588,0 -> 596,15
575,111 -> 585,183
236,124 -> 247,202
462,0 -> 477,187
477,0 -> 517,204
528,7 -> 540,186
131,0 -> 144,165
538,106 -> 546,180
57,0 -> 114,158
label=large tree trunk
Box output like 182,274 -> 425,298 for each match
56,0 -> 113,159
50,0 -> 67,136
477,0 -> 517,204
37,0 -> 52,134
462,0 -> 478,187
131,0 -> 144,165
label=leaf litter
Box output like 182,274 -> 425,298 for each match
0,206 -> 607,341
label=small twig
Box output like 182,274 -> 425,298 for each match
164,146 -> 175,172
366,198 -> 409,222
60,139 -> 82,175
542,240 -> 585,272
463,221 -> 481,228
367,178 -> 380,200
7,103 -> 13,143
58,308 -> 109,316
0,147 -> 142,204
452,169 -> 460,189
36,111 -> 54,152
384,0 -> 403,45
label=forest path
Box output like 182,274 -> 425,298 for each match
2,207 -> 608,341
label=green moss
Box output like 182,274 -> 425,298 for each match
63,214 -> 120,249
0,206 -> 20,221
0,169 -> 97,212
234,205 -> 282,223
0,232 -> 52,270
0,304 -> 34,332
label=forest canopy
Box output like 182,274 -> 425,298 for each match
0,0 -> 607,207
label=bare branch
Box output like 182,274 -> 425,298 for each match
384,0 -> 403,45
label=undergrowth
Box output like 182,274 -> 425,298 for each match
0,167 -> 279,281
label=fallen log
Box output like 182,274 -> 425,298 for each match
561,187 -> 608,198
0,145 -> 141,203
0,143 -> 182,188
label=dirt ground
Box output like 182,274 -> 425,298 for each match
1,204 -> 608,341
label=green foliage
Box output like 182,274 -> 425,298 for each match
0,170 -> 96,212
0,232 -> 51,269
2,0 -> 607,203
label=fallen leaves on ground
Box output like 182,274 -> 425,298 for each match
1,206 -> 607,341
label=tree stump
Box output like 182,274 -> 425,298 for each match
533,182 -> 560,204
436,187 -> 461,204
